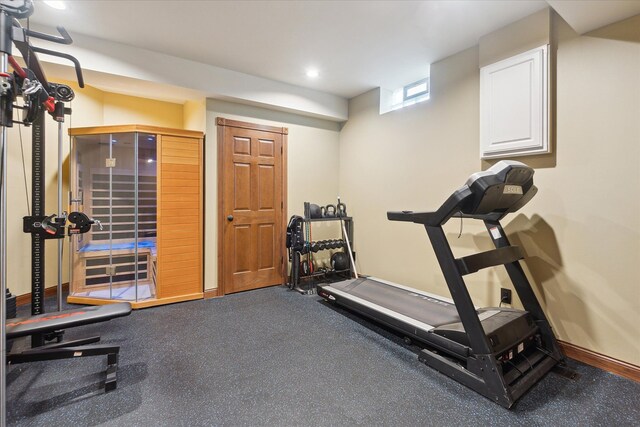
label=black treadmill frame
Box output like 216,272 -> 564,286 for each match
320,162 -> 564,408
421,220 -> 562,407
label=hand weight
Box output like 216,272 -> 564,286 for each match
324,204 -> 336,217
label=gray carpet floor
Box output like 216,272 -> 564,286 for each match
6,286 -> 640,426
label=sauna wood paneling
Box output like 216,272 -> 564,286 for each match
157,135 -> 203,298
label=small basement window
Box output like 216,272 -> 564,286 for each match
404,78 -> 429,101
380,74 -> 430,114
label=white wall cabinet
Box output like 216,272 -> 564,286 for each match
480,45 -> 549,158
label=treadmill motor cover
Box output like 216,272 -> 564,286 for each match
433,309 -> 537,355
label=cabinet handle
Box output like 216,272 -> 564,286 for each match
227,215 -> 234,222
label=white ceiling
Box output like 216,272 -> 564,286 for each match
27,0 -> 640,104
30,0 -> 550,99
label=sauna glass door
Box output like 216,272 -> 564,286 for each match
70,132 -> 157,302
136,133 -> 158,300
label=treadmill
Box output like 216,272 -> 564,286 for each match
317,160 -> 564,408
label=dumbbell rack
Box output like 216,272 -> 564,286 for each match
290,215 -> 355,295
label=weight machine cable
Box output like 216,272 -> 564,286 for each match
1,52 -> 8,427
26,15 -> 30,70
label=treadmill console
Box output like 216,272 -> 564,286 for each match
463,160 -> 536,216
388,160 -> 537,226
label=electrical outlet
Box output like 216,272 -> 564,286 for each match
500,288 -> 512,305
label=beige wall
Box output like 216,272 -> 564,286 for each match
339,16 -> 640,365
6,82 -> 188,297
532,16 -> 640,364
204,100 -> 341,290
339,47 -> 487,303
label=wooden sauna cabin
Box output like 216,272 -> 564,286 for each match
67,125 -> 204,309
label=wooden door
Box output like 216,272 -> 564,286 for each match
217,118 -> 287,294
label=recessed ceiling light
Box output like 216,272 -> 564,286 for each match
306,69 -> 319,78
43,1 -> 66,10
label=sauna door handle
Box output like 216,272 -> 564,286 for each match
227,215 -> 234,222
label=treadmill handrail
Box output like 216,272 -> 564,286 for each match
388,187 -> 473,226
387,161 -> 538,226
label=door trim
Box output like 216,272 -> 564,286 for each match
216,117 -> 288,295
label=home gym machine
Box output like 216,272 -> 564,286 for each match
317,161 -> 565,408
1,2 -> 132,424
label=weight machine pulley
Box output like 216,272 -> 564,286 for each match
0,1 -> 88,425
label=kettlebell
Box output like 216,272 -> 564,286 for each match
336,196 -> 347,217
337,198 -> 347,217
325,204 -> 336,218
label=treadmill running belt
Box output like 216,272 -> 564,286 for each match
329,278 -> 461,328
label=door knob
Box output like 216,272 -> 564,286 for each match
227,215 -> 234,221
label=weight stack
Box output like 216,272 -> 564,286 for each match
6,288 -> 17,319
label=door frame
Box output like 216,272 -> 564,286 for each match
216,117 -> 288,295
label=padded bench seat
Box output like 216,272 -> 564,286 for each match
6,303 -> 132,340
